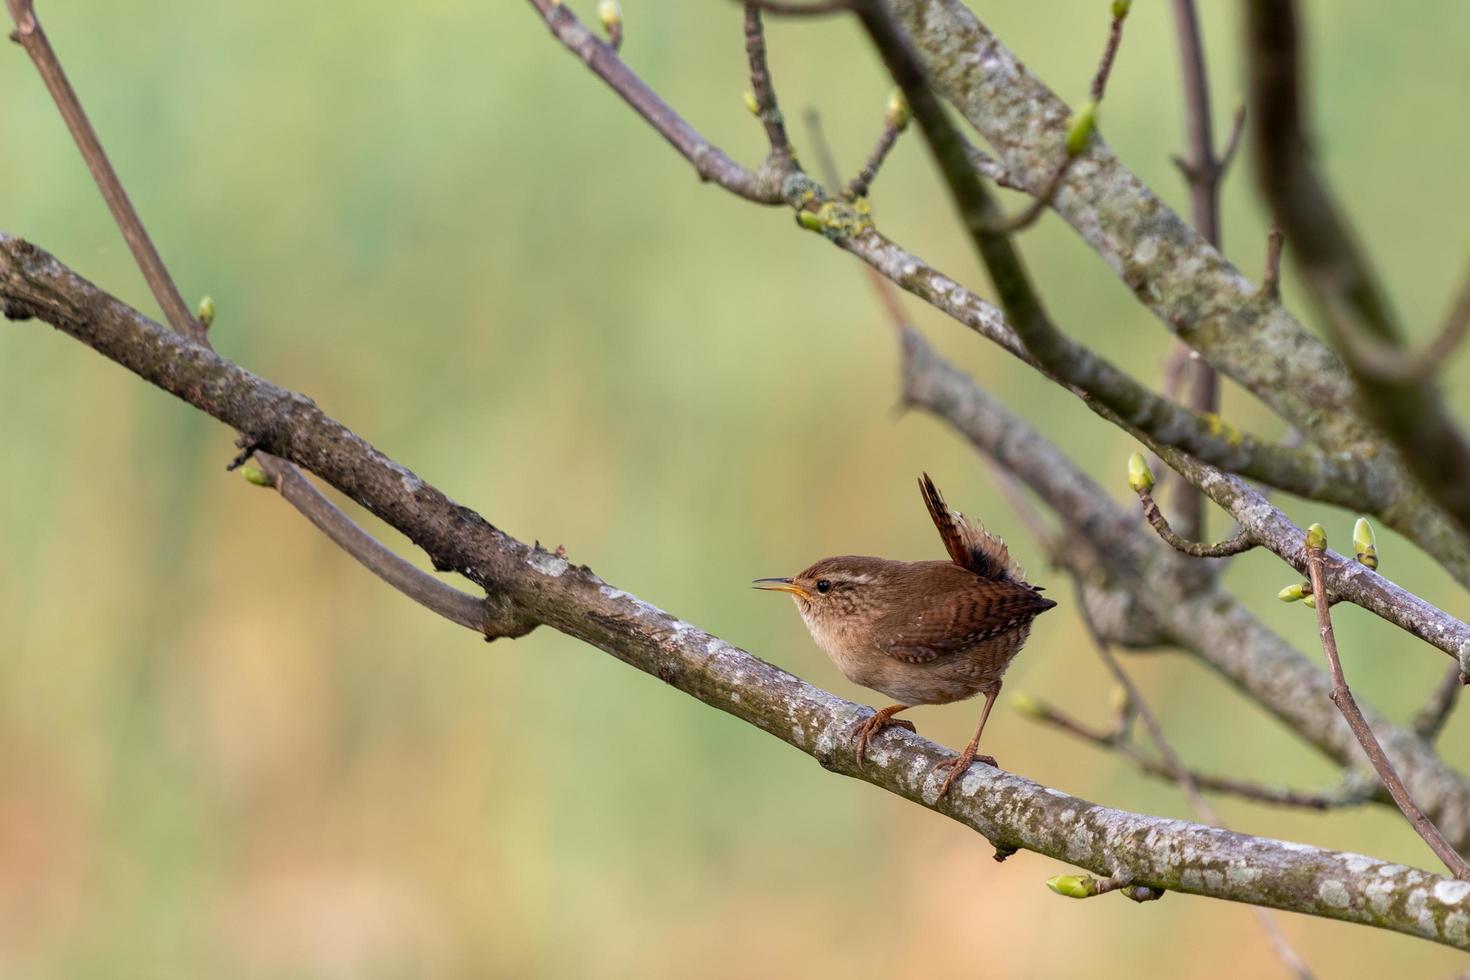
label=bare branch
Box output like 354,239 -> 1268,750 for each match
1415,663 -> 1469,743
1262,225 -> 1285,299
1131,472 -> 1255,559
1164,0 -> 1222,543
528,0 -> 785,204
1078,597 -> 1316,977
745,0 -> 850,14
4,0 -> 200,340
1147,444 -> 1470,664
1022,697 -> 1377,811
1246,0 -> 1470,538
842,113 -> 903,200
742,3 -> 795,165
2,0 -> 489,635
1305,532 -> 1470,879
1332,263 -> 1470,384
270,465 -> 488,633
977,2 -> 1129,236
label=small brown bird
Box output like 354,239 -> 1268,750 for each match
754,474 -> 1055,797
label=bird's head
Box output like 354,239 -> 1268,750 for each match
752,555 -> 896,624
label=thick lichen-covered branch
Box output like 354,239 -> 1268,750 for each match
11,234 -> 1470,945
1245,0 -> 1470,540
883,0 -> 1470,587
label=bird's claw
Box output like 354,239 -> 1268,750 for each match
932,752 -> 999,799
852,714 -> 917,763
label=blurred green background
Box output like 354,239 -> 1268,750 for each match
3,0 -> 1469,975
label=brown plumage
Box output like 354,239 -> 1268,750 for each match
754,474 -> 1055,798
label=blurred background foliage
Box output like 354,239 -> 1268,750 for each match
2,0 -> 1469,975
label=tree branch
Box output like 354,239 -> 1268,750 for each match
742,2 -> 796,165
882,0 -> 1470,587
1145,444 -> 1470,664
1414,663 -> 1468,743
528,0 -> 787,204
1075,590 -> 1313,978
1164,0 -> 1223,542
1245,0 -> 1470,539
2,0 -> 486,634
1020,696 -> 1380,812
8,233 -> 1470,947
1305,530 -> 1470,879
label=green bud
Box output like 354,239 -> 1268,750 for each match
1066,100 -> 1097,157
239,460 -> 272,487
1010,692 -> 1045,720
796,210 -> 824,233
1111,0 -> 1132,19
597,0 -> 622,34
1353,517 -> 1378,570
1305,522 -> 1327,552
743,91 -> 760,117
1109,685 -> 1130,715
197,295 -> 215,330
1126,452 -> 1154,493
1046,875 -> 1097,899
1302,593 -> 1317,609
1277,583 -> 1307,603
885,88 -> 911,131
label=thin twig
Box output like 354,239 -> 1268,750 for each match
743,2 -> 795,164
804,110 -> 909,334
744,0 -> 849,14
4,0 -> 200,340
1331,263 -> 1470,384
529,0 -> 784,203
1305,539 -> 1470,880
3,0 -> 489,632
1217,103 -> 1247,177
1146,440 -> 1470,663
1134,484 -> 1255,558
1163,0 -> 1221,543
843,119 -> 902,200
1414,662 -> 1469,742
1023,698 -> 1375,811
978,4 -> 1130,235
1077,597 -> 1315,978
1262,226 -> 1285,299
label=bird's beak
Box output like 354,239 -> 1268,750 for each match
752,576 -> 812,599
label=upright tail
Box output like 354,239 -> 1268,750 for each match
918,473 -> 1016,581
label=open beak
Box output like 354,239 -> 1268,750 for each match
752,576 -> 812,599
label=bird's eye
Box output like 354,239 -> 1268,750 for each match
816,579 -> 832,594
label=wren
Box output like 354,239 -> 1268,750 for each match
754,474 -> 1055,798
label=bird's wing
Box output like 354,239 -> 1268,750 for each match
874,577 -> 1054,664
918,473 -> 1014,580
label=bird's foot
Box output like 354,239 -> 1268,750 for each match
931,750 -> 999,799
852,707 -> 916,763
